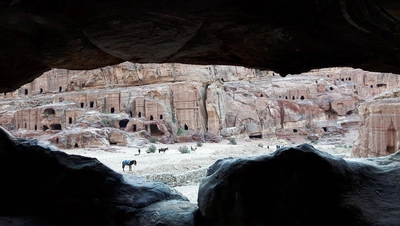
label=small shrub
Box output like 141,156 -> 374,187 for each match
150,137 -> 157,143
178,145 -> 190,154
177,128 -> 183,135
343,145 -> 347,148
258,143 -> 264,148
147,144 -> 156,153
348,145 -> 352,148
230,137 -> 237,145
172,118 -> 176,123
196,141 -> 203,147
311,139 -> 318,144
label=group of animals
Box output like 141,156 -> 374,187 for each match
122,145 -> 198,171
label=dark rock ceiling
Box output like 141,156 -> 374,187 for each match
1,0 -> 400,92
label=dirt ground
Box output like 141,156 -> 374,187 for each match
59,134 -> 355,204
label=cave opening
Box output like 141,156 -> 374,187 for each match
49,124 -> 62,130
90,101 -> 94,108
133,124 -> 137,132
323,127 -> 327,132
249,134 -> 262,139
119,119 -> 129,128
184,124 -> 189,130
74,143 -> 78,148
111,107 -> 115,113
150,115 -> 154,120
150,124 -> 163,136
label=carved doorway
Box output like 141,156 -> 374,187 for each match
386,121 -> 397,154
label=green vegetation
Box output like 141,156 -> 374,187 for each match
147,144 -> 156,153
230,137 -> 237,145
178,145 -> 190,154
257,143 -> 264,148
196,141 -> 203,147
150,137 -> 157,143
311,139 -> 318,144
177,128 -> 183,135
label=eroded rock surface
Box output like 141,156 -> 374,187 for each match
1,1 -> 400,92
198,143 -> 400,225
0,126 -> 196,226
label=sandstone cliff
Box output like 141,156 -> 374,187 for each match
1,63 -> 398,149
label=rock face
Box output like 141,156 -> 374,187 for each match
3,65 -> 400,149
353,88 -> 400,157
1,1 -> 400,92
198,143 -> 400,225
0,126 -> 197,226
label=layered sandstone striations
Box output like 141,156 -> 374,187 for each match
1,64 -> 398,149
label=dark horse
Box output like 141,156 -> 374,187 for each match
122,159 -> 137,171
159,147 -> 168,153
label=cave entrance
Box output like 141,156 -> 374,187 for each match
69,117 -> 72,124
111,107 -> 115,113
74,143 -> 79,148
49,124 -> 62,130
150,124 -> 163,136
386,121 -> 397,154
184,124 -> 188,130
43,108 -> 55,117
90,101 -> 94,108
133,124 -> 137,132
150,115 -> 154,120
249,134 -> 262,139
119,119 -> 129,128
323,127 -> 327,132
43,125 -> 49,131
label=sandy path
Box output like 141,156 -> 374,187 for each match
59,138 -> 353,204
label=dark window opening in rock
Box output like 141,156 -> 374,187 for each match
56,138 -> 59,143
327,75 -> 329,77
34,125 -> 37,131
110,142 -> 117,145
25,123 -> 27,128
260,94 -> 263,97
160,115 -> 163,119
90,101 -> 94,108
377,83 -> 387,88
346,110 -> 353,115
150,115 -> 154,120
354,91 -> 358,94
150,124 -> 163,135
69,117 -> 72,124
323,127 -> 327,132
221,78 -> 225,82
50,124 -> 62,130
285,96 -> 288,99
138,112 -> 142,117
43,125 -> 49,131
44,108 -> 55,116
341,78 -> 344,81
111,107 -> 115,113
119,119 -> 129,128
24,89 -> 28,95
59,87 -> 62,92
184,124 -> 189,130
40,88 -> 43,94
370,85 -> 373,88
386,122 -> 396,154
133,124 -> 137,132
354,85 -> 356,89
349,78 -> 351,81
316,80 -> 318,83
80,103 -> 84,108
293,129 -> 298,133
129,111 -> 133,117
300,96 -> 305,100
74,143 -> 78,148
249,134 -> 262,139
272,73 -> 275,76
279,96 -> 281,98
292,96 -> 295,100
330,87 -> 333,90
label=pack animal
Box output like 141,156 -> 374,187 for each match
122,159 -> 137,171
158,147 -> 168,153
191,146 -> 197,153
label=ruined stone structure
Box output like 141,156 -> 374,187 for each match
1,64 -> 400,149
